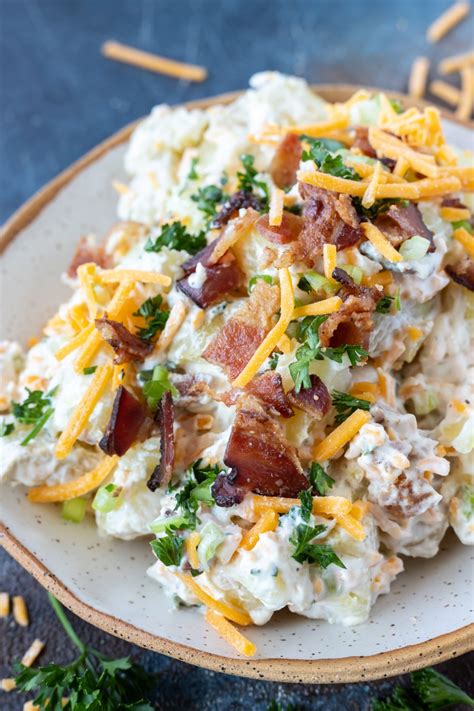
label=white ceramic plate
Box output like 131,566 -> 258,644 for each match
1,87 -> 473,683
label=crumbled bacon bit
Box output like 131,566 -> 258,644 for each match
147,391 -> 175,491
211,469 -> 246,507
352,127 -> 377,158
256,212 -> 303,244
203,281 -> 279,379
246,370 -> 294,418
95,318 -> 153,364
177,250 -> 243,309
374,203 -> 434,251
298,183 -> 363,264
99,386 -> 153,457
222,396 -> 307,498
446,255 -> 474,291
441,197 -> 467,209
384,473 -> 439,518
287,374 -> 330,419
319,268 -> 381,349
270,133 -> 302,189
67,235 -> 110,278
211,190 -> 263,229
171,373 -> 213,407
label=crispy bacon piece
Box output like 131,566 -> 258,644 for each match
270,133 -> 302,189
374,203 -> 435,251
319,268 -> 381,349
352,127 -> 377,158
67,235 -> 110,278
256,212 -> 303,245
211,469 -> 246,507
99,386 -> 152,457
246,371 -> 294,418
95,318 -> 153,364
384,473 -> 439,518
441,197 -> 467,209
211,190 -> 263,229
171,373 -> 213,407
177,251 -> 243,309
446,255 -> 474,291
298,183 -> 363,264
222,397 -> 307,499
203,281 -> 279,379
147,391 -> 175,491
287,374 -> 330,419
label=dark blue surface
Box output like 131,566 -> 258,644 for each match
1,1 -> 473,709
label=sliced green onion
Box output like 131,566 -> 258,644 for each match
248,274 -> 275,293
20,406 -> 53,446
411,390 -> 438,416
452,219 -> 473,234
83,366 -> 98,375
399,235 -> 430,261
339,264 -> 363,284
62,497 -> 87,523
92,483 -> 123,513
149,512 -> 190,534
197,522 -> 225,568
297,271 -> 340,295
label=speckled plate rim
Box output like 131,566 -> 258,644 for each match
1,84 -> 473,684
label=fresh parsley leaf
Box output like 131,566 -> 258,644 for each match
354,197 -> 408,220
237,154 -> 269,208
301,137 -> 359,180
411,667 -> 474,709
332,390 -> 371,424
191,184 -> 224,222
14,594 -> 156,710
133,295 -> 170,341
309,462 -> 335,496
298,489 -> 313,522
290,523 -> 344,569
376,294 -> 395,314
83,366 -> 98,375
0,421 -> 14,436
141,365 -> 177,411
324,344 -> 368,366
173,459 -> 223,528
268,352 -> 280,370
372,686 -> 423,711
300,136 -> 345,162
145,221 -> 206,256
11,388 -> 56,447
150,532 -> 184,567
187,157 -> 199,180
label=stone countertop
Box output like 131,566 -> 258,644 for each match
1,0 -> 473,708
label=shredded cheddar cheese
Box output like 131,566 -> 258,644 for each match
313,410 -> 371,462
112,180 -> 131,195
12,596 -> 29,627
102,40 -> 208,82
98,268 -> 171,287
205,609 -> 256,657
253,495 -> 352,517
239,510 -> 279,551
440,206 -> 471,222
209,209 -> 259,264
406,326 -> 423,341
298,169 -> 420,199
292,296 -> 342,319
287,113 -> 349,138
0,679 -> 16,692
362,159 -> 382,208
77,263 -> 98,319
323,243 -> 337,280
361,270 -> 393,287
453,226 -> 474,258
177,574 -> 252,626
29,455 -> 118,503
55,323 -> 95,361
269,187 -> 284,227
185,532 -> 201,569
361,222 -> 402,263
276,333 -> 292,353
408,57 -> 430,99
55,364 -> 113,459
335,514 -> 366,541
457,66 -> 474,120
0,592 -> 9,617
232,268 -> 294,389
439,49 -> 474,74
427,1 -> 470,42
21,639 -> 45,667
154,300 -> 187,353
430,80 -> 462,107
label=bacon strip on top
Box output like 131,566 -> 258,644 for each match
374,202 -> 435,251
287,374 -> 330,419
211,190 -> 263,229
147,391 -> 175,491
99,386 -> 152,457
203,280 -> 279,379
246,370 -> 294,418
67,236 -> 110,278
95,318 -> 153,364
256,212 -> 303,245
270,133 -> 302,189
446,255 -> 474,292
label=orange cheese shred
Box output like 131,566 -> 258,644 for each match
239,510 -> 279,551
177,574 -> 252,626
313,410 -> 371,462
29,455 -> 118,503
205,609 -> 256,657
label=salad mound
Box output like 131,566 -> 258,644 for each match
1,72 -> 473,656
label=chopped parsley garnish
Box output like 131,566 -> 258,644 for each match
372,667 -> 474,710
11,387 -> 57,446
14,593 -> 156,710
301,137 -> 359,180
354,197 -> 409,220
309,462 -> 335,496
140,365 -> 177,411
237,154 -> 269,208
332,390 -> 371,424
83,366 -> 98,375
150,532 -> 184,567
187,157 -> 199,180
376,294 -> 395,314
133,295 -> 170,341
268,352 -> 280,370
191,184 -> 224,223
289,316 -> 368,392
0,421 -> 14,437
145,221 -> 206,256
171,459 -> 222,529
289,491 -> 345,570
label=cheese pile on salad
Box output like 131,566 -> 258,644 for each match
1,73 -> 473,656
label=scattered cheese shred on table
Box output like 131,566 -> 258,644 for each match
205,609 -> 256,657
313,409 -> 371,462
239,510 -> 279,551
456,66 -> 474,119
0,592 -> 9,617
408,56 -> 430,98
0,678 -> 16,692
21,638 -> 45,667
439,49 -> 474,74
29,455 -> 118,503
102,40 -> 208,82
429,80 -> 462,106
177,574 -> 252,626
427,1 -> 470,43
361,223 -> 403,263
12,595 -> 29,627
232,268 -> 294,389
55,363 -> 113,459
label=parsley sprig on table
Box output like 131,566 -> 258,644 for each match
289,490 -> 345,570
145,221 -> 206,255
289,316 -> 368,392
332,390 -> 371,424
10,387 -> 57,446
14,594 -> 156,710
133,295 -> 169,341
373,667 -> 474,710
